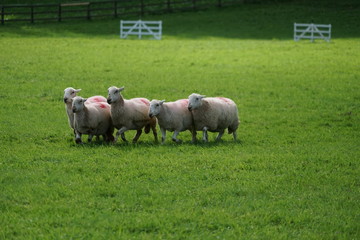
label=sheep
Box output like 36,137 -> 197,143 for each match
63,87 -> 107,131
149,99 -> 196,143
72,96 -> 114,144
107,86 -> 158,143
187,93 -> 239,142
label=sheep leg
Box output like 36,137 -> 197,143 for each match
106,128 -> 115,143
160,128 -> 166,144
232,131 -> 237,141
132,129 -> 142,143
190,129 -> 197,143
151,123 -> 158,143
121,133 -> 127,142
202,127 -> 208,142
115,127 -> 128,142
75,131 -> 83,144
172,131 -> 182,143
88,134 -> 94,143
215,130 -> 225,141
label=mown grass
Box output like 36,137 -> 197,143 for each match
1,1 -> 360,239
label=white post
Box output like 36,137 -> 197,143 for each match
158,21 -> 162,40
120,20 -> 123,38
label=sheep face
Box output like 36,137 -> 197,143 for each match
72,96 -> 87,113
188,93 -> 205,111
64,87 -> 81,103
107,86 -> 124,104
149,100 -> 165,118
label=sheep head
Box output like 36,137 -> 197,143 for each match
64,87 -> 81,103
72,96 -> 87,113
149,99 -> 165,118
188,93 -> 205,111
107,86 -> 124,104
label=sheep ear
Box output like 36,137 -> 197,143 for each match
83,98 -> 88,102
200,95 -> 206,99
160,100 -> 165,104
75,89 -> 81,93
118,87 -> 125,92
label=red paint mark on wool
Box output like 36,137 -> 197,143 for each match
140,98 -> 149,105
89,96 -> 106,103
217,97 -> 231,104
98,103 -> 107,109
92,97 -> 102,102
178,99 -> 188,107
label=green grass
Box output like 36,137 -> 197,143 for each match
1,1 -> 360,239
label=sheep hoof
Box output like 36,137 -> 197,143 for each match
75,138 -> 83,144
172,138 -> 182,143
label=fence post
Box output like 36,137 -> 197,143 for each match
140,0 -> 144,16
218,0 -> 222,7
114,0 -> 117,18
58,4 -> 62,22
167,0 -> 171,13
87,3 -> 91,20
1,6 -> 4,25
192,0 -> 196,10
30,5 -> 34,23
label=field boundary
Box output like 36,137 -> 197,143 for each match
0,0 -> 246,24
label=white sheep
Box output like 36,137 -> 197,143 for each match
107,86 -> 158,143
149,99 -> 196,143
72,96 -> 114,144
63,87 -> 107,131
188,93 -> 239,142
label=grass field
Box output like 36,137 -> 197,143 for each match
1,0 -> 360,239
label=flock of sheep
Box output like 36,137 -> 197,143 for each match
63,87 -> 240,144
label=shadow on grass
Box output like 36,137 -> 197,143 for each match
1,1 -> 359,39
69,138 -> 243,150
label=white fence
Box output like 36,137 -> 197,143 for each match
294,23 -> 331,42
120,20 -> 162,40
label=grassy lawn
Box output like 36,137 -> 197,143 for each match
0,1 -> 359,239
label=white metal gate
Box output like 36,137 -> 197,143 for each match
294,23 -> 331,42
120,20 -> 162,40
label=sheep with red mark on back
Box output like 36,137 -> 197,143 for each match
72,96 -> 114,144
188,93 -> 239,142
63,87 -> 107,132
107,86 -> 158,143
149,99 -> 196,144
